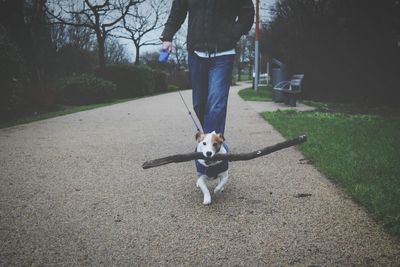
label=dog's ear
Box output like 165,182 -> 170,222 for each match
218,133 -> 225,142
212,133 -> 225,145
195,131 -> 204,142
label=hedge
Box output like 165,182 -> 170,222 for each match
56,74 -> 116,105
167,70 -> 191,90
97,64 -> 168,98
0,38 -> 29,119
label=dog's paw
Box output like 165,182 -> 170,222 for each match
214,186 -> 224,194
203,195 -> 211,205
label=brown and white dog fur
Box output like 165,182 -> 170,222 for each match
195,131 -> 229,205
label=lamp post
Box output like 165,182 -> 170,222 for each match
254,0 -> 260,93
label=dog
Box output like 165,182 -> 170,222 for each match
195,131 -> 229,205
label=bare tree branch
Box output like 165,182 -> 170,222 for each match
142,135 -> 307,169
45,0 -> 141,68
116,0 -> 168,64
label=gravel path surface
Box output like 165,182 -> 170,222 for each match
1,82 -> 399,266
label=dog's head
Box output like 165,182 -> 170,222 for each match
195,131 -> 225,159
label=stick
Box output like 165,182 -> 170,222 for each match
142,135 -> 307,169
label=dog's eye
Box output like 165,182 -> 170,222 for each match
203,142 -> 207,145
213,143 -> 218,147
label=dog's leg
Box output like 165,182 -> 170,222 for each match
214,171 -> 228,194
196,175 -> 211,205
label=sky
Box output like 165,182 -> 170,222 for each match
121,0 -> 277,61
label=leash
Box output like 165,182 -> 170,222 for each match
157,53 -> 202,133
177,89 -> 203,133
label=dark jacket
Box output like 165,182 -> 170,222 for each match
160,0 -> 255,52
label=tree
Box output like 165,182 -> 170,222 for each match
172,29 -> 188,70
116,0 -> 168,64
1,0 -> 56,113
51,14 -> 95,51
265,0 -> 400,104
105,37 -> 130,64
50,13 -> 98,75
236,33 -> 254,81
46,0 -> 143,69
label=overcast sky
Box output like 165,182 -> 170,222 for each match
121,0 -> 277,61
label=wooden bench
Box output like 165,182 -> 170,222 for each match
273,74 -> 304,107
252,72 -> 270,88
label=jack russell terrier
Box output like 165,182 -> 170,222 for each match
195,131 -> 229,205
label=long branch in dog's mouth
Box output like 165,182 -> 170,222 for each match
142,135 -> 307,169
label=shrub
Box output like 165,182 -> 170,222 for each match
231,75 -> 237,85
56,45 -> 97,76
152,69 -> 168,93
97,65 -> 170,97
168,85 -> 179,92
0,38 -> 29,120
56,74 -> 116,105
97,64 -> 155,98
167,70 -> 191,90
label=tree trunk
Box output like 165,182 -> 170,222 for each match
249,60 -> 253,79
97,34 -> 106,69
134,45 -> 140,65
237,62 -> 242,81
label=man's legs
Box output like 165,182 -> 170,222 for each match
203,54 -> 234,134
188,52 -> 235,175
188,53 -> 209,128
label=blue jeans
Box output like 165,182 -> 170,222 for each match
188,52 -> 234,176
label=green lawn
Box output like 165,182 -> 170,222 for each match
238,85 -> 273,102
237,74 -> 252,81
261,110 -> 400,236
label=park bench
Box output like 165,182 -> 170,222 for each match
273,74 -> 304,107
252,72 -> 270,88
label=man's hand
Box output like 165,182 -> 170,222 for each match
162,41 -> 173,53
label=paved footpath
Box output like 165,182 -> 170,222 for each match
1,82 -> 399,266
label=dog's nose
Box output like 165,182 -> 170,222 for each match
206,151 -> 212,157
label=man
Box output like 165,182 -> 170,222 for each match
160,0 -> 255,177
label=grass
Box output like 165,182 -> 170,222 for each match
261,109 -> 400,237
302,100 -> 400,117
238,85 -> 273,102
237,74 -> 252,81
0,98 -> 135,129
